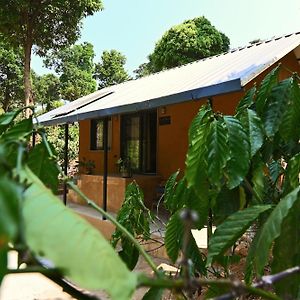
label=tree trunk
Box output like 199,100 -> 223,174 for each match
3,88 -> 10,112
24,16 -> 33,118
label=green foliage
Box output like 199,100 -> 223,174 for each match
138,16 -> 230,74
164,66 -> 300,297
46,124 -> 79,166
0,40 -> 23,112
27,143 -> 59,192
45,42 -> 97,101
272,200 -> 300,298
32,72 -> 61,112
263,78 -> 293,138
253,187 -> 300,275
224,116 -> 250,188
142,287 -> 164,300
112,181 -> 153,270
0,1 -> 103,53
165,212 -> 184,263
95,49 -> 131,89
206,205 -> 271,266
0,247 -> 7,284
0,177 -> 22,243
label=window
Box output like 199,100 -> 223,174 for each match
90,118 -> 112,150
121,110 -> 157,174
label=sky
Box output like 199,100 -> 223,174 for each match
31,0 -> 300,76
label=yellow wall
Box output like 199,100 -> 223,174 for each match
79,51 -> 300,181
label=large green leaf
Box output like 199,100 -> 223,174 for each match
0,118 -> 32,142
271,200 -> 300,298
268,159 -> 283,184
185,106 -> 212,192
0,247 -> 7,284
254,187 -> 300,275
27,143 -> 59,193
0,177 -> 21,242
283,153 -> 300,195
206,119 -> 229,186
279,77 -> 300,141
255,65 -> 280,116
213,187 -> 241,222
21,167 -> 137,300
263,78 -> 293,138
238,109 -> 264,157
0,109 -> 24,134
188,104 -> 213,142
165,212 -> 184,263
206,205 -> 271,266
164,170 -> 180,214
235,86 -> 256,115
186,234 -> 206,275
119,238 -> 139,271
224,116 -> 250,189
244,225 -> 262,284
250,155 -> 266,204
142,287 -> 163,300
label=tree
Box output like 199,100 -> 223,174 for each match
0,0 -> 103,116
94,50 -> 131,89
32,72 -> 61,113
45,42 -> 97,101
0,40 -> 24,112
136,16 -> 230,76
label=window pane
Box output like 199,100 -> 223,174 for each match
90,118 -> 112,150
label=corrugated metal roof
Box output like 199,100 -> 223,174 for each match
37,32 -> 300,126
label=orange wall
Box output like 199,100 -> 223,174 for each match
79,116 -> 121,175
79,51 -> 300,180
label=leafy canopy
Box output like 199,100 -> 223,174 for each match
45,42 -> 97,101
95,49 -> 131,89
0,0 -> 103,54
0,40 -> 23,112
136,16 -> 230,76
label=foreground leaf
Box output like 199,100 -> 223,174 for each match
224,116 -> 250,189
0,177 -> 21,242
283,153 -> 300,195
27,143 -> 59,193
0,109 -> 24,134
164,170 -> 180,214
254,187 -> 300,275
263,78 -> 293,138
0,118 -> 32,142
185,106 -> 212,192
142,287 -> 163,300
271,200 -> 300,298
0,247 -> 7,284
255,65 -> 280,115
206,119 -> 229,186
165,212 -> 184,263
206,205 -> 271,266
238,109 -> 264,157
21,167 -> 137,300
235,86 -> 256,115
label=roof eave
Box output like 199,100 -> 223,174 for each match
38,78 -> 242,126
